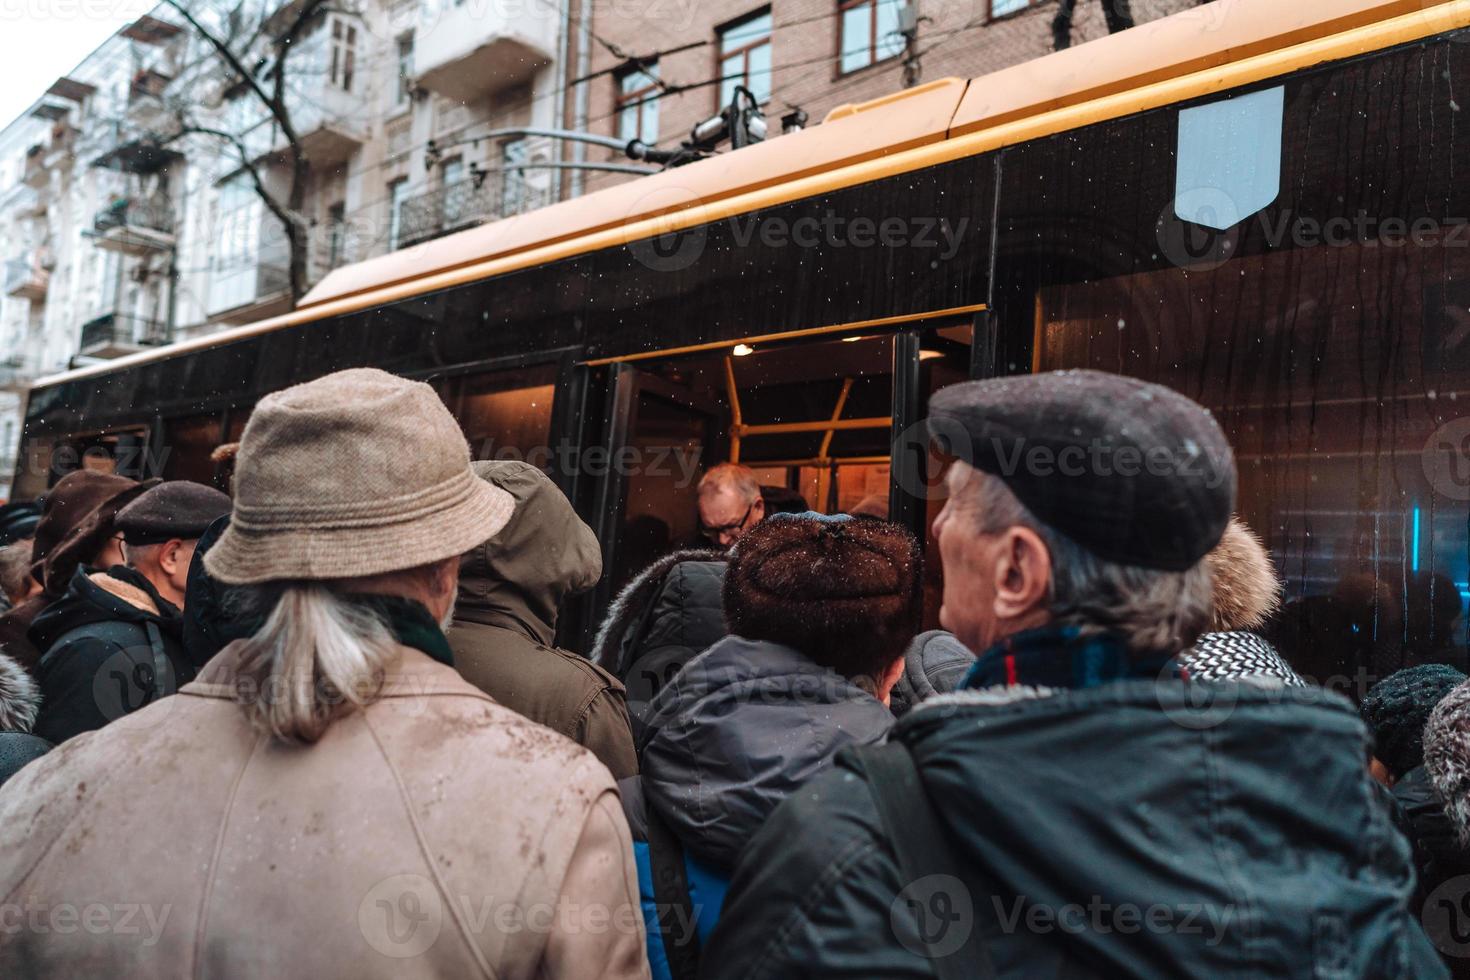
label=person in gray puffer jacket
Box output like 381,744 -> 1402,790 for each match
621,514 -> 922,980
592,548 -> 728,730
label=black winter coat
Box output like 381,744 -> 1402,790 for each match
703,681 -> 1446,979
629,635 -> 894,870
1394,767 -> 1470,916
592,550 -> 728,729
29,566 -> 192,745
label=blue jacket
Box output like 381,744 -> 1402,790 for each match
622,634 -> 895,980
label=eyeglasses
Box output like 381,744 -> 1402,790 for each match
700,502 -> 755,542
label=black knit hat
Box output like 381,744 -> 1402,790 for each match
115,481 -> 232,546
723,512 -> 921,684
1361,664 -> 1468,778
928,370 -> 1236,571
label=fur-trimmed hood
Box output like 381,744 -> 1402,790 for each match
0,653 -> 39,733
591,548 -> 726,676
1204,517 -> 1282,632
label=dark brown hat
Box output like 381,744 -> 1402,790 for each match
723,512 -> 921,685
115,481 -> 232,546
928,370 -> 1236,571
31,471 -> 137,571
33,472 -> 159,595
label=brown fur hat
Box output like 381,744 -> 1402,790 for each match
723,513 -> 922,685
1204,516 -> 1282,632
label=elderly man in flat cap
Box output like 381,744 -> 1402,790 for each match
28,480 -> 230,744
704,370 -> 1445,980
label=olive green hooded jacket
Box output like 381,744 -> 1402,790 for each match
448,460 -> 637,780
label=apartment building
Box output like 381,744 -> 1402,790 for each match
579,0 -> 1202,192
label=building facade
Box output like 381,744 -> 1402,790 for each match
0,0 -> 1200,496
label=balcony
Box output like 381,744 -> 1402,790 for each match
91,197 -> 176,256
4,257 -> 49,303
77,312 -> 168,359
124,68 -> 173,134
397,175 -> 552,248
0,357 -> 30,391
22,145 -> 46,189
413,1 -> 557,103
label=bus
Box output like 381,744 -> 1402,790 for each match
19,0 -> 1470,675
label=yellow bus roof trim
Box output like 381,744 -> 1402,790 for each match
34,0 -> 1470,390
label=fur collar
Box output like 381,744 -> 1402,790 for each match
90,572 -> 161,616
0,653 -> 40,733
591,548 -> 724,672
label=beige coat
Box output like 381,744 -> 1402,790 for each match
0,641 -> 650,980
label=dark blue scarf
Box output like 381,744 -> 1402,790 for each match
961,625 -> 1183,691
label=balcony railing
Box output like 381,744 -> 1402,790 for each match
95,197 -> 174,236
3,258 -> 49,302
397,176 -> 551,249
79,312 -> 168,357
0,356 -> 29,389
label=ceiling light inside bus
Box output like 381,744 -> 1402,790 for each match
919,349 -> 943,360
733,344 -> 755,356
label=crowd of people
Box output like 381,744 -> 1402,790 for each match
0,365 -> 1464,978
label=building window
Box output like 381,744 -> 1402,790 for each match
988,0 -> 1041,20
326,201 -> 346,267
330,20 -> 358,91
395,34 -> 414,107
388,178 -> 408,249
501,140 -> 528,215
617,62 -> 660,144
441,158 -> 465,227
718,9 -> 772,106
840,0 -> 905,74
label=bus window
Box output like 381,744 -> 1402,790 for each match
11,436 -> 50,501
1028,235 -> 1470,690
160,415 -> 225,485
438,364 -> 557,464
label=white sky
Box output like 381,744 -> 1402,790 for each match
0,2 -> 145,130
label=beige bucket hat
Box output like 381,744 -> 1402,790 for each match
204,368 -> 515,585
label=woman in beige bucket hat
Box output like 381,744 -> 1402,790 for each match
0,368 -> 651,980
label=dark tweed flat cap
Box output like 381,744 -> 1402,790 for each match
115,481 -> 232,546
928,370 -> 1236,571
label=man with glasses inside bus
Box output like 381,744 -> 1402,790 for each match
697,464 -> 766,548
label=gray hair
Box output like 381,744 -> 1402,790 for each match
698,462 -> 760,502
229,583 -> 401,743
965,471 -> 1212,655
